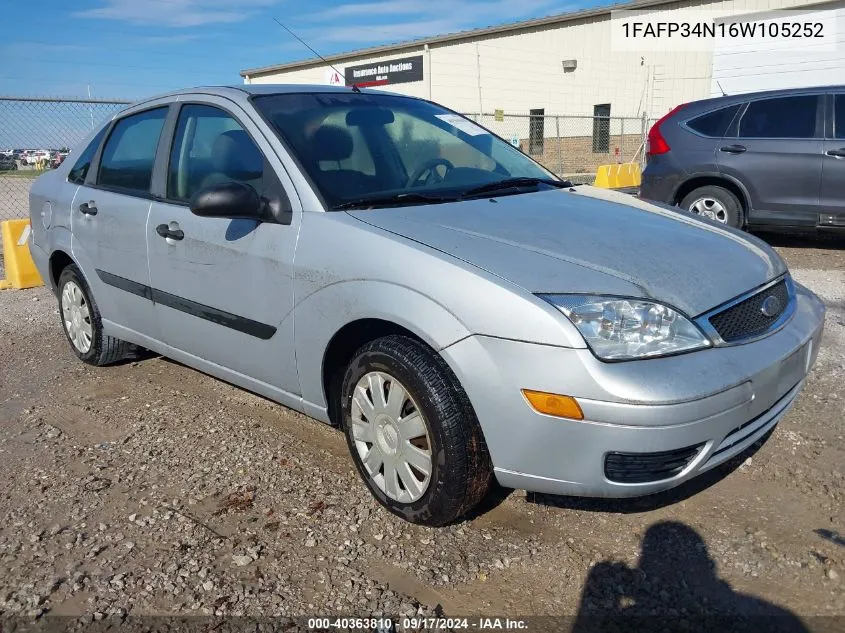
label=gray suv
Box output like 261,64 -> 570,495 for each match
640,86 -> 845,232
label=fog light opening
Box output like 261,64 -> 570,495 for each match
522,389 -> 584,420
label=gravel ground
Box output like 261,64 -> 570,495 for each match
0,240 -> 843,631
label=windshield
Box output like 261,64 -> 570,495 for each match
252,92 -> 556,209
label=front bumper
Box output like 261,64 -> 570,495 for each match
441,283 -> 825,497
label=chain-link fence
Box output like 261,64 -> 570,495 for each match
468,113 -> 658,184
0,96 -> 130,223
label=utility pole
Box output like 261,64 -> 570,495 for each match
475,42 -> 483,115
425,44 -> 432,100
87,84 -> 94,129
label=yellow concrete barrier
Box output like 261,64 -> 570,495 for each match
1,219 -> 44,289
594,162 -> 641,189
594,164 -> 618,188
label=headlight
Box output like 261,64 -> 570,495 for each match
539,295 -> 711,361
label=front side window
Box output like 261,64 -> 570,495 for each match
68,126 -> 107,184
168,104 -> 268,202
98,107 -> 168,193
253,93 -> 553,208
737,96 -> 818,139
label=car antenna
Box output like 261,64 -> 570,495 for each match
272,18 -> 361,93
716,80 -> 728,97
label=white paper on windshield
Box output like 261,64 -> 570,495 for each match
435,114 -> 488,136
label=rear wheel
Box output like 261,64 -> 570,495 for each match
57,264 -> 132,366
340,335 -> 492,526
680,185 -> 743,228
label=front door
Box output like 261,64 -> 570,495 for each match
72,104 -> 170,341
146,100 -> 301,395
820,93 -> 845,227
717,94 -> 823,227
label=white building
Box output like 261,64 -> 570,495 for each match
241,0 -> 845,174
242,0 -> 845,118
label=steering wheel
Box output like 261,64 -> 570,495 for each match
407,158 -> 454,187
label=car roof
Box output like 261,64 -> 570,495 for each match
685,84 -> 845,111
129,84 -> 401,110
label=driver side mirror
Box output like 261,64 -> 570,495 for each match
190,182 -> 270,221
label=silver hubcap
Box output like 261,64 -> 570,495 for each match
350,371 -> 432,503
689,196 -> 728,223
61,281 -> 93,353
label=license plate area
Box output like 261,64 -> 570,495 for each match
778,341 -> 808,393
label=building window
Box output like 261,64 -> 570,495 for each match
592,103 -> 611,153
529,108 -> 545,155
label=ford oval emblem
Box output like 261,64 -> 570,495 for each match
760,295 -> 782,318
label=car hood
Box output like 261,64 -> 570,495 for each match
347,187 -> 787,317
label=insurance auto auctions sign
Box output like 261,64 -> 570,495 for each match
344,55 -> 424,87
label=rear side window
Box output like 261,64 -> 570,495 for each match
737,96 -> 818,139
834,94 -> 845,139
98,107 -> 168,194
686,104 -> 740,137
68,127 -> 107,184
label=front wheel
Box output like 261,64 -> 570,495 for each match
341,335 -> 492,526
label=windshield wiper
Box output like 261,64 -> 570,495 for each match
459,177 -> 572,199
333,191 -> 456,210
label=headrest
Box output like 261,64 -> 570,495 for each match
310,125 -> 354,162
214,130 -> 263,175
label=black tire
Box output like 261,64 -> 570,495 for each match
340,335 -> 492,526
680,185 -> 743,229
57,264 -> 132,366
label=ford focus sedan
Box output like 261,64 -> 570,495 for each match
28,85 -> 825,526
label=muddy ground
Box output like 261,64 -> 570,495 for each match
0,236 -> 843,632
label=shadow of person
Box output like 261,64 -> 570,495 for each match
571,521 -> 810,633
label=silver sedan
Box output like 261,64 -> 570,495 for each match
28,85 -> 825,525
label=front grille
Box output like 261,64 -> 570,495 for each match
604,444 -> 704,484
708,279 -> 789,342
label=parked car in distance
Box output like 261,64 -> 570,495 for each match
0,153 -> 17,170
640,85 -> 845,232
28,85 -> 825,525
23,150 -> 51,166
50,152 -> 67,169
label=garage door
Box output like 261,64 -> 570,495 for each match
711,5 -> 845,96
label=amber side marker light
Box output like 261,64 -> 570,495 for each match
521,389 -> 584,420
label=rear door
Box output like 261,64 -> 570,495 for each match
717,93 -> 824,227
819,93 -> 845,227
72,103 -> 170,341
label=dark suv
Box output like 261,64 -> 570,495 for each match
640,86 -> 845,232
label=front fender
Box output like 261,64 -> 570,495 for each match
294,279 -> 471,411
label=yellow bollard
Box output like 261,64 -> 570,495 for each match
1,219 -> 44,289
594,163 -> 641,189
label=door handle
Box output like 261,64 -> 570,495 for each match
720,145 -> 747,154
79,201 -> 98,215
156,223 -> 184,241
825,148 -> 845,158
